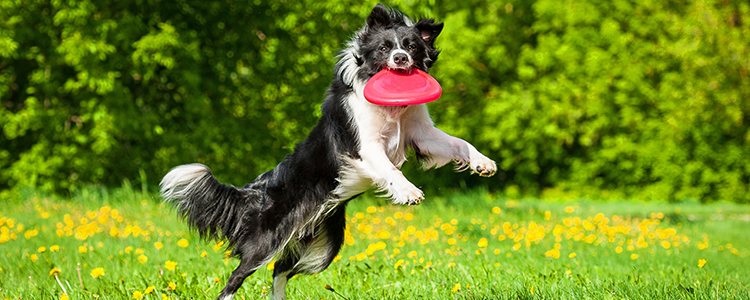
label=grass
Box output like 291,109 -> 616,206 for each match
1,187 -> 749,299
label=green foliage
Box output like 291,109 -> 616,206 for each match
1,0 -> 748,202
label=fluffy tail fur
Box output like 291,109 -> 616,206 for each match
160,164 -> 251,245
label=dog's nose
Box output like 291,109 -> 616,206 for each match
393,53 -> 408,65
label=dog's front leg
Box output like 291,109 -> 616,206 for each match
358,147 -> 425,205
404,107 -> 497,177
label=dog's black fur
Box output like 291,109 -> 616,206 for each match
161,4 -> 492,299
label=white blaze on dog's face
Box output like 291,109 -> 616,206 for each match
356,4 -> 443,77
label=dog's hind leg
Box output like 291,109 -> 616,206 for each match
270,206 -> 347,300
218,254 -> 267,300
270,254 -> 298,300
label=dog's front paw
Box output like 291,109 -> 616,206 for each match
389,180 -> 424,205
470,156 -> 497,177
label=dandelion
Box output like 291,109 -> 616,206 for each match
200,251 -> 208,258
90,267 -> 105,279
132,291 -> 144,299
212,241 -> 224,251
78,245 -> 88,254
394,259 -> 406,269
24,228 -> 39,239
59,293 -> 69,300
154,241 -> 164,250
50,245 -> 60,252
177,238 -> 189,248
630,253 -> 639,260
564,206 -> 575,214
144,286 -> 155,294
165,260 -> 177,271
167,281 -> 177,291
451,283 -> 461,293
698,258 -> 707,268
37,246 -> 47,253
30,254 -> 39,262
477,238 -> 488,248
568,252 -> 577,259
491,207 -> 502,215
49,267 -> 61,277
366,206 -> 377,214
138,254 -> 148,264
544,248 -> 560,259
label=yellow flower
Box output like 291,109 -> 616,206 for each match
451,283 -> 461,293
30,254 -> 39,262
78,245 -> 88,254
447,238 -> 457,245
132,291 -> 144,299
212,241 -> 224,251
59,293 -> 69,300
50,245 -> 60,252
165,260 -> 177,271
49,267 -> 61,277
177,238 -> 189,248
37,246 -> 47,253
24,228 -> 39,239
200,251 -> 208,258
477,238 -> 488,248
125,246 -> 134,254
698,258 -> 707,268
630,253 -> 639,260
564,206 -> 575,214
90,267 -> 105,279
167,281 -> 177,291
366,206 -> 377,214
144,285 -> 155,294
394,259 -> 405,269
138,254 -> 148,264
544,248 -> 560,259
154,241 -> 164,250
491,206 -> 502,214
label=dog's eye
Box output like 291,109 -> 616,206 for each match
408,44 -> 417,51
379,45 -> 389,52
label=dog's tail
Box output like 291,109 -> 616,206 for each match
160,164 -> 251,244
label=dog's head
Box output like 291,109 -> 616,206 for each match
354,4 -> 443,78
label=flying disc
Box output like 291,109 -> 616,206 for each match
364,68 -> 442,106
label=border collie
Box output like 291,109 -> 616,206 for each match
160,4 -> 496,299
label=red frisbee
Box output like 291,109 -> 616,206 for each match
364,68 -> 442,106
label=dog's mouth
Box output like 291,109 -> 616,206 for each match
386,66 -> 415,74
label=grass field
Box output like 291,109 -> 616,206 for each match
1,187 -> 748,299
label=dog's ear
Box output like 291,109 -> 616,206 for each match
366,4 -> 392,30
416,19 -> 444,47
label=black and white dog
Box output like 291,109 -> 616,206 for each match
160,4 -> 496,300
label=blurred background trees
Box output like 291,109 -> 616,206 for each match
1,0 -> 748,202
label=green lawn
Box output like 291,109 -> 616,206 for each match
1,187 -> 748,299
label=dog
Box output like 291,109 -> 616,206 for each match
160,4 -> 496,300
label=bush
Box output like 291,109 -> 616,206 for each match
1,0 -> 748,202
